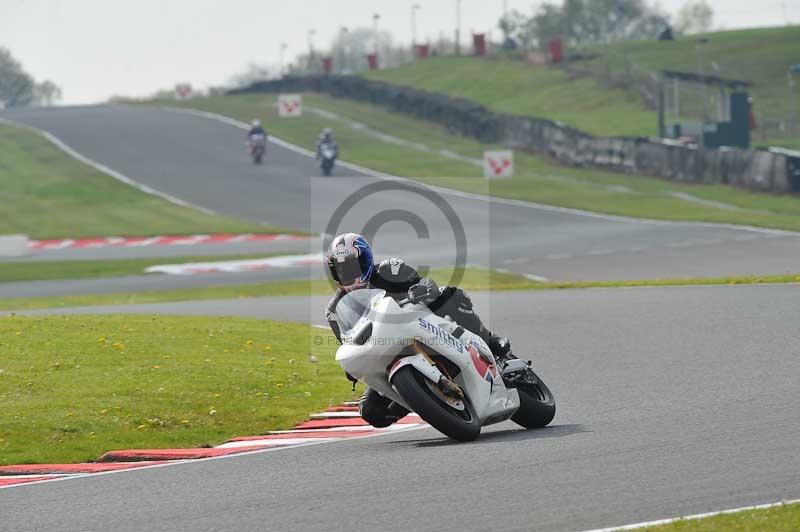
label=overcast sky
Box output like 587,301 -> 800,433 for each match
2,0 -> 798,104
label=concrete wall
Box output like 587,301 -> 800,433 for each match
231,76 -> 796,194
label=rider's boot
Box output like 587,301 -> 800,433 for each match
359,388 -> 410,428
487,335 -> 530,377
487,335 -> 516,361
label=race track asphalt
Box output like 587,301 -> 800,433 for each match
3,105 -> 800,301
3,285 -> 798,531
1,104 -> 798,530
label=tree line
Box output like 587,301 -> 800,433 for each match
227,0 -> 714,85
0,47 -> 62,108
500,0 -> 714,50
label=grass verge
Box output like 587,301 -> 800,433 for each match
0,253 -> 287,283
2,269 -> 799,312
637,501 -> 800,531
0,314 -> 349,465
154,94 -> 800,232
0,123 -> 274,239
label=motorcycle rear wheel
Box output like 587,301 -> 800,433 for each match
392,366 -> 481,442
509,369 -> 556,429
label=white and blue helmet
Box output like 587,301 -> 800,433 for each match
326,233 -> 374,291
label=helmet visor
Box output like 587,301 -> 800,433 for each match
332,257 -> 363,288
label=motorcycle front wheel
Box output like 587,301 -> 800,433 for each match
509,369 -> 556,429
392,366 -> 481,442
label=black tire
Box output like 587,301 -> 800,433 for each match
392,366 -> 481,442
510,370 -> 556,429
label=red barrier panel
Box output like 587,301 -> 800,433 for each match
548,38 -> 564,63
322,57 -> 333,75
415,44 -> 429,59
473,33 -> 486,56
366,53 -> 378,71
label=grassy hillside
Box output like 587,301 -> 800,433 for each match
0,124 -> 270,239
364,56 -> 656,138
364,26 -> 800,149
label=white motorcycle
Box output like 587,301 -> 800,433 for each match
248,133 -> 267,164
319,142 -> 338,176
335,289 -> 556,442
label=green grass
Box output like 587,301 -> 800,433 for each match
0,253 -> 286,283
0,267 -> 540,311
637,501 -> 800,531
154,93 -> 800,231
0,314 -> 350,465
2,268 -> 800,312
365,27 -> 800,148
0,124 -> 276,239
366,55 -> 657,138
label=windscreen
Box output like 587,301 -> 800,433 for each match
337,288 -> 384,337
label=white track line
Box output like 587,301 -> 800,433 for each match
215,437 -> 339,449
0,117 -> 217,216
309,411 -> 362,419
163,106 -> 800,238
580,498 -> 800,532
0,474 -> 70,479
144,253 -> 322,275
523,273 -> 550,283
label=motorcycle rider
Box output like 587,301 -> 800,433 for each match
315,128 -> 338,160
324,232 -> 516,428
248,119 -> 266,139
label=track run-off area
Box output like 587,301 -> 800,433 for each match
0,105 -> 798,531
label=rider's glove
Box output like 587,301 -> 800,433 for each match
408,278 -> 440,305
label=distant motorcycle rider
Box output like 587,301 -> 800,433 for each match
248,119 -> 266,140
324,233 -> 516,428
315,128 -> 338,160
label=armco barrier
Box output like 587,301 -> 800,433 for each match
231,76 -> 795,194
